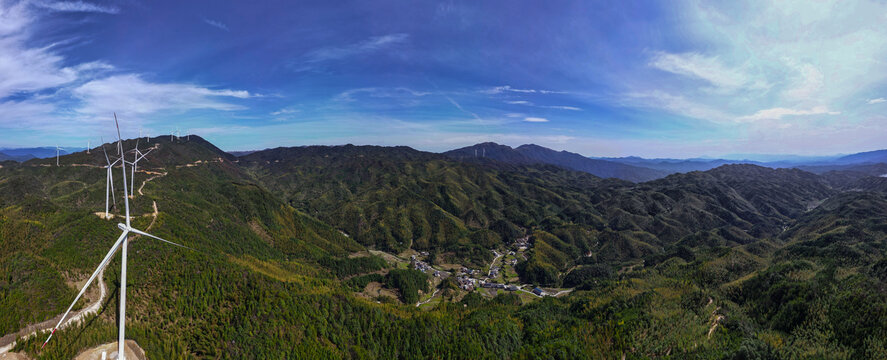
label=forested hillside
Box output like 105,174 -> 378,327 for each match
2,138 -> 887,358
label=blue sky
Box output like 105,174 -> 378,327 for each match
1,0 -> 887,158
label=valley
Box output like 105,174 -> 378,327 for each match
2,137 -> 887,358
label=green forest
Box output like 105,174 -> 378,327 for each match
3,137 -> 887,359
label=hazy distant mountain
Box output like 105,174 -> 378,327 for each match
445,142 -> 667,182
834,149 -> 887,164
599,156 -> 750,173
0,147 -> 68,161
602,148 -> 887,175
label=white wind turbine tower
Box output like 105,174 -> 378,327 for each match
129,139 -> 153,198
101,138 -> 120,219
56,145 -> 59,166
87,141 -> 91,154
42,114 -> 189,360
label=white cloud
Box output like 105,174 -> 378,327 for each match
33,1 -> 120,14
0,99 -> 56,128
783,62 -> 824,101
271,108 -> 299,116
868,98 -> 886,104
738,105 -> 840,121
0,2 -> 117,100
482,85 -> 565,95
542,105 -> 582,111
0,1 -> 29,37
648,51 -> 752,90
335,87 -> 430,102
202,18 -> 229,31
523,117 -> 549,123
621,90 -> 732,123
297,33 -> 408,70
0,40 -> 76,97
502,100 -> 581,110
71,74 -> 253,116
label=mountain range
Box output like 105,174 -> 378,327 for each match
0,147 -> 71,162
6,141 -> 887,183
2,136 -> 887,358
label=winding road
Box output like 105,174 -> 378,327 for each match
0,159 -> 177,356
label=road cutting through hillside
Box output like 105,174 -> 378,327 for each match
0,157 -> 203,357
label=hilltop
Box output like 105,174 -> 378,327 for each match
2,136 -> 887,358
445,142 -> 668,182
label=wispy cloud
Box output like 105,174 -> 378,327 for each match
483,85 -> 565,95
620,90 -> 732,123
541,105 -> 579,111
445,96 -> 482,121
71,74 -> 253,116
506,102 -> 582,111
335,87 -> 430,102
648,51 -> 756,91
868,98 -> 886,104
0,99 -> 57,129
523,117 -> 549,123
202,18 -> 229,31
0,2 -> 116,99
738,106 -> 840,122
271,107 -> 299,116
269,107 -> 300,122
294,33 -> 408,71
33,1 -> 120,14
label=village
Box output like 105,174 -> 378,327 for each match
403,235 -> 572,308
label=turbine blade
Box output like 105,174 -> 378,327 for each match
109,168 -> 116,205
128,227 -> 192,250
137,148 -> 153,162
101,142 -> 111,166
42,230 -> 129,348
113,113 -> 131,226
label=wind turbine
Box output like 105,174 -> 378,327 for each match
56,145 -> 59,166
101,138 -> 120,220
42,114 -> 188,360
87,141 -> 91,155
129,139 -> 153,198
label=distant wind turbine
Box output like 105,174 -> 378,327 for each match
56,145 -> 59,166
101,137 -> 120,219
87,141 -> 91,155
129,139 -> 153,198
42,114 -> 189,360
